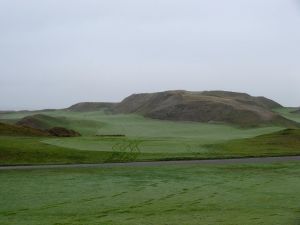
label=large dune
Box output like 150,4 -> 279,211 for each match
113,90 -> 297,127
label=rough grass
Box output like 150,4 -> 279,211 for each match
206,129 -> 300,158
1,162 -> 300,225
16,114 -> 70,130
0,123 -> 49,137
275,107 -> 300,124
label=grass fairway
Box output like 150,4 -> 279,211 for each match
1,109 -> 300,225
0,110 -> 282,138
0,110 -> 288,164
1,162 -> 300,225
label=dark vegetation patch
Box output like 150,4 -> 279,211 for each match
0,121 -> 81,138
15,114 -> 81,137
0,122 -> 49,137
16,114 -> 68,130
47,127 -> 81,137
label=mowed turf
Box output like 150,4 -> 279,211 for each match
0,110 -> 289,164
0,110 -> 282,137
1,110 -> 300,225
1,109 -> 300,164
1,162 -> 300,225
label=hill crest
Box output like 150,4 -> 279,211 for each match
16,114 -> 81,137
0,122 -> 50,136
113,90 -> 296,127
67,102 -> 116,112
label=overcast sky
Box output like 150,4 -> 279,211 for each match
0,0 -> 300,110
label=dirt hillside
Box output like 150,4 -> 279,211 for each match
114,90 -> 297,127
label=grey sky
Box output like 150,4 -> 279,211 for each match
0,0 -> 300,110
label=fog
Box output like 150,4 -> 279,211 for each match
0,0 -> 300,110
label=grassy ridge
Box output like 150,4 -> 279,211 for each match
1,162 -> 300,225
275,107 -> 300,123
0,136 -> 108,165
16,114 -> 70,130
207,129 -> 300,158
0,123 -> 49,137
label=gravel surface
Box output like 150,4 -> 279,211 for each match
1,156 -> 300,170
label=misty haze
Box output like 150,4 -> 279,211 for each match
1,0 -> 300,109
1,1 -> 300,225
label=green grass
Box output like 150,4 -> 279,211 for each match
0,136 -> 110,165
0,136 -> 169,165
1,109 -> 300,225
0,110 -> 282,137
1,162 -> 300,225
206,129 -> 300,158
275,107 -> 300,124
1,109 -> 299,165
